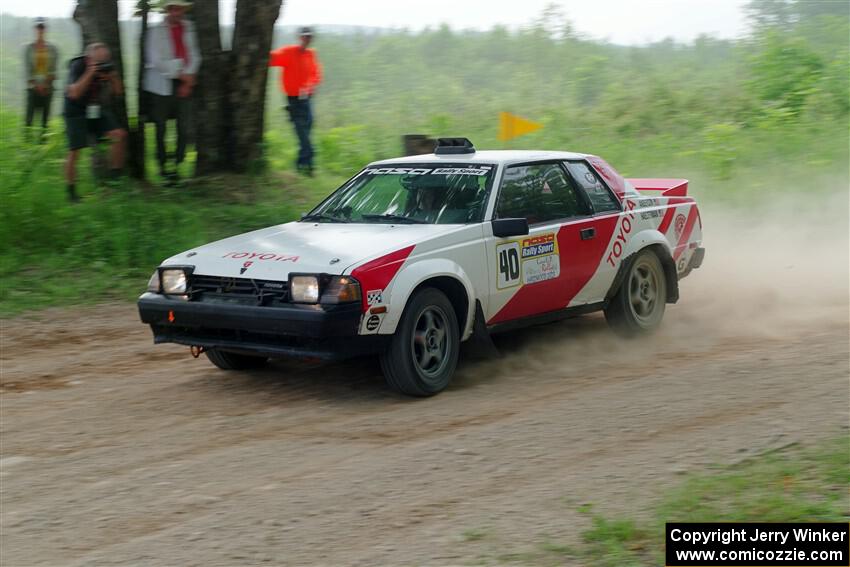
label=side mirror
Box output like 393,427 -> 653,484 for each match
491,218 -> 529,238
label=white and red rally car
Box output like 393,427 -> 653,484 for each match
139,138 -> 704,396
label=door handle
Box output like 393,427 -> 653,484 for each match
580,227 -> 596,240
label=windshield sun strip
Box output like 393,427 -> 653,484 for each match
303,163 -> 498,225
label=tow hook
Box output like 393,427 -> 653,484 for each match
190,345 -> 205,358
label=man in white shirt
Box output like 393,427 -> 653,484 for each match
143,0 -> 200,183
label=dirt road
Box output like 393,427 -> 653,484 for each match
1,204 -> 848,566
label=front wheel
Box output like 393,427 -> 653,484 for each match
605,249 -> 667,336
380,288 -> 460,396
205,348 -> 269,370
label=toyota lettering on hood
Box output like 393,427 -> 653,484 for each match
161,221 -> 465,279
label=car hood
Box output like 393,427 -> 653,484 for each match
162,221 -> 462,280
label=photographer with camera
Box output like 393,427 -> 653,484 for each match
63,43 -> 127,202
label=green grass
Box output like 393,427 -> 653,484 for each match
577,437 -> 849,566
465,436 -> 849,566
0,111 -> 346,315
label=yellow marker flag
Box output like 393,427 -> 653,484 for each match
498,111 -> 543,141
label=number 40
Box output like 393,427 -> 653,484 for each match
499,247 -> 520,282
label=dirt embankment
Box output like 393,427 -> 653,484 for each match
1,200 -> 848,566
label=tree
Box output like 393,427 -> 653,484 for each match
131,0 -> 151,179
192,0 -> 283,175
749,30 -> 823,117
745,0 -> 798,31
193,0 -> 227,175
228,0 -> 283,172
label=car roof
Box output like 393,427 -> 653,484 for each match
369,149 -> 590,167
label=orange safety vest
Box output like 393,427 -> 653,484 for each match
268,45 -> 322,97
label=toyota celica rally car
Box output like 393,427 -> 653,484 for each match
139,138 -> 704,396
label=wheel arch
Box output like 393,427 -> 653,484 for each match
382,259 -> 476,340
606,243 -> 679,305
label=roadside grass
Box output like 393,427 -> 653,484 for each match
0,111 -> 345,316
467,436 -> 849,566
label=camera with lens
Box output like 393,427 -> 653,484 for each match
96,61 -> 114,74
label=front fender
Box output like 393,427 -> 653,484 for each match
381,258 -> 477,340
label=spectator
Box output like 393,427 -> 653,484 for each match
143,0 -> 200,185
269,26 -> 322,176
63,43 -> 127,203
23,17 -> 58,140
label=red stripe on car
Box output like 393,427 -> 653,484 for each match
488,216 -> 619,324
351,246 -> 415,312
657,199 -> 692,234
657,207 -> 676,234
673,206 -> 699,262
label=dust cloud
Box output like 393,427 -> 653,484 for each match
461,191 -> 850,382
675,193 -> 849,337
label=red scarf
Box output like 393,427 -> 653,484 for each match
169,20 -> 189,66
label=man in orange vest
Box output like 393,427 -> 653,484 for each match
269,27 -> 322,176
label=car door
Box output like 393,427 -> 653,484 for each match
561,160 -> 625,306
484,161 -> 617,325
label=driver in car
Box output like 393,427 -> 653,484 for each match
407,180 -> 447,223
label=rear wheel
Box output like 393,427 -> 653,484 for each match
380,288 -> 459,396
605,249 -> 667,335
205,348 -> 269,370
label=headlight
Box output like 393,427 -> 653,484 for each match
321,276 -> 362,304
161,269 -> 188,294
290,275 -> 320,303
147,271 -> 160,293
288,275 -> 362,304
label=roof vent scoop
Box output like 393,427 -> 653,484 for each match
434,137 -> 475,155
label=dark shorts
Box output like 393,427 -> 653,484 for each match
64,111 -> 119,151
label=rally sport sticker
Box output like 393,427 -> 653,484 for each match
496,233 -> 560,289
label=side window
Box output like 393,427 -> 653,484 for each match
565,161 -> 621,213
496,163 -> 589,225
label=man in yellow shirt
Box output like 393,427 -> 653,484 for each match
23,18 -> 58,140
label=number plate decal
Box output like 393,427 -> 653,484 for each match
496,242 -> 521,289
496,232 -> 560,289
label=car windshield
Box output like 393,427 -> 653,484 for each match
305,164 -> 496,224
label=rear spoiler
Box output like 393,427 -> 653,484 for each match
627,178 -> 689,197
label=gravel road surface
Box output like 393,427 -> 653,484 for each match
2,204 -> 847,566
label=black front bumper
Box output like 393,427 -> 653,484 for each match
138,293 -> 387,360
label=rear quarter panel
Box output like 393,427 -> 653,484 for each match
570,196 -> 703,305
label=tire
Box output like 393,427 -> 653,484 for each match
380,287 -> 460,397
604,249 -> 667,336
205,348 -> 269,370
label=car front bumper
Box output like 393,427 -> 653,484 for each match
138,293 -> 387,360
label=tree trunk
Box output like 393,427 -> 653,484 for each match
130,1 -> 150,179
73,0 -> 132,165
229,0 -> 283,173
193,0 -> 227,176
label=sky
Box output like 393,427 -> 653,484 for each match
1,0 -> 751,45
